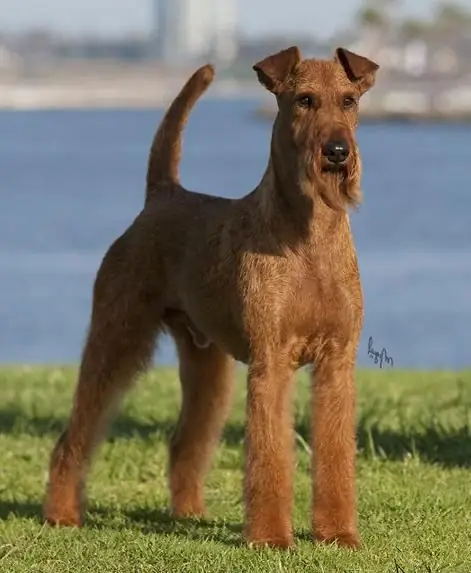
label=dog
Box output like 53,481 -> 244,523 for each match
44,45 -> 379,550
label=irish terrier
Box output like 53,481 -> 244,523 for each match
44,46 -> 379,550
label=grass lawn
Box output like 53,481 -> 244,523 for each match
0,366 -> 471,572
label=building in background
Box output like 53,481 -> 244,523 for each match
210,0 -> 239,64
152,0 -> 238,66
152,0 -> 180,63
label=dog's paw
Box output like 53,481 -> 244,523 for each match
43,500 -> 82,528
245,525 -> 294,550
314,530 -> 361,550
44,511 -> 82,528
171,499 -> 206,520
247,535 -> 294,550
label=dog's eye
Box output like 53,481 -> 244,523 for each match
297,95 -> 314,109
343,96 -> 357,109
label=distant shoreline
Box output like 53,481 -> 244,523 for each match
0,59 -> 259,111
0,60 -> 262,112
4,97 -> 471,124
3,58 -> 471,122
0,81 -> 260,111
2,68 -> 471,123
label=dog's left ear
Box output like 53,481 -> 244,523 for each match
335,47 -> 379,95
253,46 -> 301,94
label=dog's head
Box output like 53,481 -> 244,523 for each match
253,47 -> 379,210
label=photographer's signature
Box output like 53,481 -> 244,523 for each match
367,336 -> 394,368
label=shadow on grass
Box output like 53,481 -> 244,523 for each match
355,414 -> 471,469
0,499 -> 312,549
0,406 -> 174,441
0,498 -> 244,547
95,506 -> 245,547
0,500 -> 42,521
1,406 -> 471,468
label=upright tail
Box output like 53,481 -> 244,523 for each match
146,64 -> 215,197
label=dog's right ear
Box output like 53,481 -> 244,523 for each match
253,46 -> 301,94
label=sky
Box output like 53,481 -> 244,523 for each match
0,0 -> 470,39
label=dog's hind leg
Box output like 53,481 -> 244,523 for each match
44,235 -> 163,527
168,325 -> 234,518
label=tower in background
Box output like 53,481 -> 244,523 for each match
152,0 -> 238,66
153,0 -> 185,63
210,0 -> 239,64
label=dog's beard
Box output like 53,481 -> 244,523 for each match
304,152 -> 362,211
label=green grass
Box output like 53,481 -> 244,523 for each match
1,367 -> 471,572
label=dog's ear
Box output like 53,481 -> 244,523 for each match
253,46 -> 301,94
335,47 -> 379,95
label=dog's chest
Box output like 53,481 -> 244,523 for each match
243,258 -> 360,349
278,260 -> 363,365
177,250 -> 362,366
289,262 -> 357,317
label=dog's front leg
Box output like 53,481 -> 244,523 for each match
312,354 -> 360,549
244,360 -> 295,549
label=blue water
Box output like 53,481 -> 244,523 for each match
0,100 -> 470,369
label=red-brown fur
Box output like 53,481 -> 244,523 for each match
44,46 -> 379,550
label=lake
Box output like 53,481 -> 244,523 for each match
0,100 -> 470,369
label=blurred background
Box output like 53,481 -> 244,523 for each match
0,0 -> 470,369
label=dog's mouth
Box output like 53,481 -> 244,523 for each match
321,163 -> 348,178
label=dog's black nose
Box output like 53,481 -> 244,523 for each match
322,139 -> 350,164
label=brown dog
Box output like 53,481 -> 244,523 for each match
44,46 -> 379,550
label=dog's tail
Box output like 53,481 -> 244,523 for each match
146,64 -> 215,196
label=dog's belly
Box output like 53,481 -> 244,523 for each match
185,310 -> 252,363
163,310 -> 319,367
163,308 -> 356,369
162,309 -> 210,348
163,309 -> 251,361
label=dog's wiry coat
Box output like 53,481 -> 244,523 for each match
44,47 -> 379,550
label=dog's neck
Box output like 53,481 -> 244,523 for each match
255,156 -> 351,246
